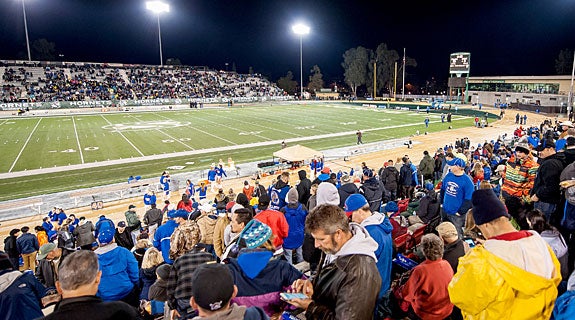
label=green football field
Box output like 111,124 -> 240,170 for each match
0,103 -> 477,201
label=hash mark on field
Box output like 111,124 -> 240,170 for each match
99,115 -> 145,157
9,118 -> 42,173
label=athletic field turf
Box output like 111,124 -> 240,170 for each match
0,103 -> 478,201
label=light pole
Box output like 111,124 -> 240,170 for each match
292,23 -> 310,100
21,0 -> 31,61
146,1 -> 169,66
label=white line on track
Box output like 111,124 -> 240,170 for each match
9,118 -> 42,173
72,116 -> 85,164
99,115 -> 145,157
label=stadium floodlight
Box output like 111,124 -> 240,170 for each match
146,1 -> 170,66
292,23 -> 310,100
21,0 -> 32,61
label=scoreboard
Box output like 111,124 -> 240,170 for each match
449,52 -> 470,74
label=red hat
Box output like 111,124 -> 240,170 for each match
321,167 -> 331,174
225,201 -> 236,212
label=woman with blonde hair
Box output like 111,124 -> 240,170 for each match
139,247 -> 165,300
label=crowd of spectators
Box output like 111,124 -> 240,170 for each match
5,113 -> 575,319
1,64 -> 286,103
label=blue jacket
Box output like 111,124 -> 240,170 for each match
269,181 -> 289,211
361,213 -> 394,299
208,169 -> 217,181
216,167 -> 227,178
226,251 -> 302,316
153,219 -> 178,264
16,233 -> 39,254
95,244 -> 139,301
144,194 -> 157,205
57,212 -> 67,225
281,204 -> 307,249
95,217 -> 115,239
42,221 -> 54,233
0,270 -> 46,320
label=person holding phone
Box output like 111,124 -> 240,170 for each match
286,204 -> 381,319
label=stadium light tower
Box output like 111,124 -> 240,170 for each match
146,1 -> 170,66
292,23 -> 310,100
21,0 -> 32,61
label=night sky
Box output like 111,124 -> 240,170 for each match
1,0 -> 574,86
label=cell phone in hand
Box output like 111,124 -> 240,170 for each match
280,292 -> 308,300
464,238 -> 476,248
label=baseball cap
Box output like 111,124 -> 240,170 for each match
341,174 -> 351,183
191,263 -> 234,312
344,194 -> 368,217
363,168 -> 374,178
98,227 -> 115,245
117,221 -> 126,228
37,243 -> 57,260
535,139 -> 555,152
446,157 -> 466,168
514,143 -> 531,154
128,204 -> 136,209
436,222 -> 458,238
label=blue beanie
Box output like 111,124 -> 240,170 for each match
98,227 -> 114,245
385,201 -> 398,213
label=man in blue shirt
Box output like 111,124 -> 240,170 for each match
440,157 -> 474,238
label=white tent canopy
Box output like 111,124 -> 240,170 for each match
273,144 -> 323,162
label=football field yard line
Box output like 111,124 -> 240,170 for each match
154,113 -> 238,145
199,113 -> 273,141
0,119 -> 9,126
8,118 -> 42,173
72,116 -> 85,164
207,110 -> 309,137
156,129 -> 195,150
99,115 -> 145,157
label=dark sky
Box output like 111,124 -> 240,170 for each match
1,0 -> 574,86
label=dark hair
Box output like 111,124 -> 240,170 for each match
305,204 -> 350,234
527,210 -> 554,234
34,226 -> 45,232
21,226 -> 30,233
236,193 -> 250,207
9,229 -> 20,236
233,208 -> 252,226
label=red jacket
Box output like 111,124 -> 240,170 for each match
255,209 -> 289,248
402,259 -> 454,320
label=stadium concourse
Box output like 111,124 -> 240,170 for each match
0,107 -> 546,238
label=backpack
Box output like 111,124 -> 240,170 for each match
169,220 -> 201,261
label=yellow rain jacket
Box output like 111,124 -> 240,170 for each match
448,233 -> 561,320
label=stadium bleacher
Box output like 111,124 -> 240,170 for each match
1,63 -> 286,103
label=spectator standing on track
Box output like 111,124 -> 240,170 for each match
357,130 -> 363,144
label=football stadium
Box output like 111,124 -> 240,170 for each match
1,1 -> 575,319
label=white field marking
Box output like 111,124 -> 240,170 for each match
205,110 -> 300,139
9,118 -> 42,172
0,119 -> 9,126
156,129 -> 195,150
154,113 -> 238,145
99,115 -> 145,157
0,116 -> 472,180
72,116 -> 85,164
192,112 -> 272,141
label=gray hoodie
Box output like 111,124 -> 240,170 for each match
316,182 -> 340,206
325,222 -> 378,264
